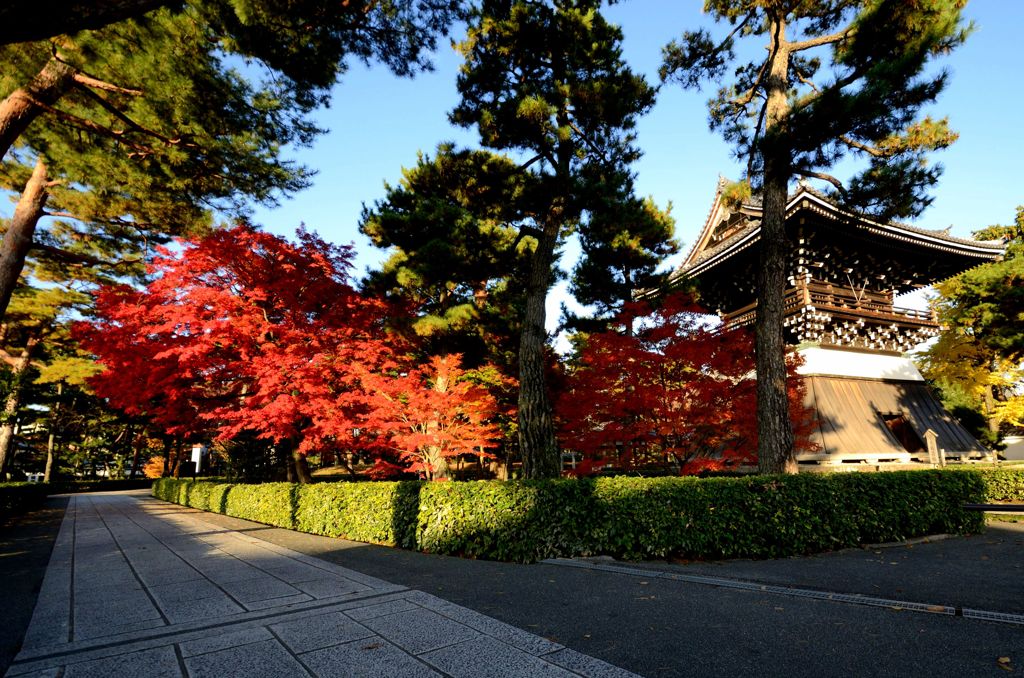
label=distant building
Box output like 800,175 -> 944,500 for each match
669,180 -> 1004,465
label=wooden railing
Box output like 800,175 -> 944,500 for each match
724,284 -> 936,327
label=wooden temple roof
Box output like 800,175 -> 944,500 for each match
670,180 -> 1005,289
804,375 -> 987,457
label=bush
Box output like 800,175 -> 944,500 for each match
152,469 -> 1024,563
1,478 -> 153,524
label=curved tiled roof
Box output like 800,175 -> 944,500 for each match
675,182 -> 1004,281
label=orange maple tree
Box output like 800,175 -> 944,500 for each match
556,293 -> 817,475
357,354 -> 506,480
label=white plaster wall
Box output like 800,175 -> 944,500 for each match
796,346 -> 924,381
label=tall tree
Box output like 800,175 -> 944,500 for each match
360,145 -> 535,371
0,0 -> 461,322
919,207 -> 1024,443
566,173 -> 677,333
451,0 -> 655,477
661,0 -> 970,473
79,225 -> 403,482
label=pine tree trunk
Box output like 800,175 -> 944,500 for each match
0,57 -> 74,161
43,381 -> 63,482
0,331 -> 41,476
517,221 -> 561,479
755,18 -> 797,475
0,157 -> 48,322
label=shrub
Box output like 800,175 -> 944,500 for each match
152,469 -> 1024,563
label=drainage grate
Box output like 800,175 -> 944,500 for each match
962,609 -> 1024,625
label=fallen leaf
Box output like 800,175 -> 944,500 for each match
362,643 -> 383,650
926,605 -> 947,612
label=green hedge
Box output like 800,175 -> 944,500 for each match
1,478 -> 153,524
152,469 -> 1024,563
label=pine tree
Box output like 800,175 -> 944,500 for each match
566,172 -> 677,334
451,0 -> 656,478
0,0 -> 461,321
661,0 -> 970,473
360,144 -> 535,371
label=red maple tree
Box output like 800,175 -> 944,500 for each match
556,293 -> 817,475
78,225 -> 401,481
357,354 -> 506,480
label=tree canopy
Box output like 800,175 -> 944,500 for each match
661,0 -> 970,473
450,0 -> 660,478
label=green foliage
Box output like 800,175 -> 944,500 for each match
153,470 -> 1024,564
296,481 -> 423,549
920,207 -> 1024,438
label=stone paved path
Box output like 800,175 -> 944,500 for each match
5,492 -> 636,678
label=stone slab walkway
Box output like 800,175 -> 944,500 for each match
5,492 -> 636,678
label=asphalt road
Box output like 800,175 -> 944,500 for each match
0,496 -> 67,673
2,494 -> 1022,677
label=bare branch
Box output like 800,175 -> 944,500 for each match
794,168 -> 848,197
71,71 -> 142,96
519,154 -> 544,171
789,27 -> 856,53
25,95 -> 157,155
839,134 -> 884,157
75,84 -> 190,148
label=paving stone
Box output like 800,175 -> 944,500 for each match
292,577 -> 368,599
160,594 -> 246,624
179,627 -> 274,657
242,593 -> 314,611
360,608 -> 480,655
541,648 -> 641,678
135,565 -> 207,587
63,645 -> 182,678
220,576 -> 301,603
300,638 -> 442,678
185,638 -> 309,678
271,609 -> 374,653
20,610 -> 69,651
344,599 -> 420,621
420,637 -> 577,678
407,593 -> 563,656
73,617 -> 167,642
261,564 -> 329,583
148,579 -> 230,605
8,668 -> 61,677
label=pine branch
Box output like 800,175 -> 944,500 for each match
25,95 -> 157,156
71,71 -> 143,96
793,167 -> 848,197
788,27 -> 856,53
839,134 -> 885,157
75,84 -> 190,148
32,242 -> 143,269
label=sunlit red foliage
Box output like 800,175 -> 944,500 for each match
556,293 -> 817,475
78,225 -> 401,455
358,354 -> 506,480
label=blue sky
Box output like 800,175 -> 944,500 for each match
251,0 -> 1024,290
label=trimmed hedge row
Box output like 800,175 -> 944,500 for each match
152,469 -> 1024,563
0,478 -> 153,524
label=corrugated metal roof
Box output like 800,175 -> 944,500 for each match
804,376 -> 986,456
